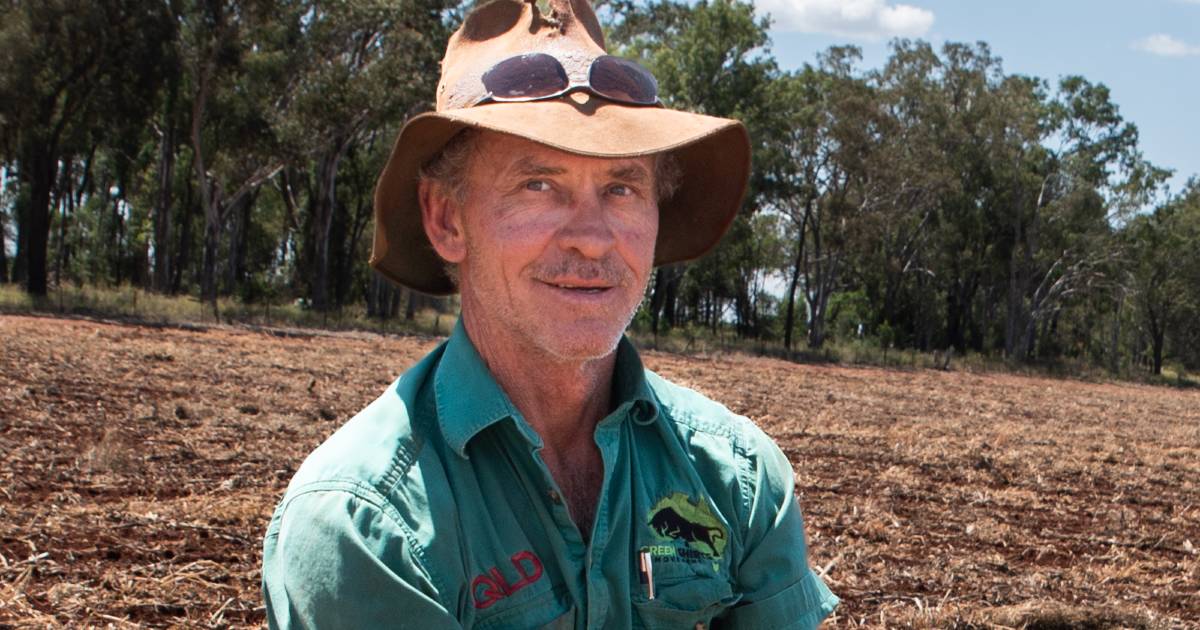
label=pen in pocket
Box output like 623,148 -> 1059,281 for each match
638,549 -> 655,600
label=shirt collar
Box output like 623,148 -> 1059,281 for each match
434,319 -> 659,458
610,334 -> 659,427
434,319 -> 525,457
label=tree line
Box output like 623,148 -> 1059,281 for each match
2,0 -> 1197,376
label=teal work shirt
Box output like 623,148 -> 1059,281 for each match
262,322 -> 838,628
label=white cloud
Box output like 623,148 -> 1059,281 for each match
758,0 -> 935,39
1132,33 -> 1200,57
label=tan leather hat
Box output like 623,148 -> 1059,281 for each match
371,0 -> 751,295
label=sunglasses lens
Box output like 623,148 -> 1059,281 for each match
589,56 -> 659,105
481,53 -> 569,100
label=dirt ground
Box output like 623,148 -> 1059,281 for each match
1,314 -> 1197,628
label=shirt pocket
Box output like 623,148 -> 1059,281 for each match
474,584 -> 573,630
631,574 -> 741,629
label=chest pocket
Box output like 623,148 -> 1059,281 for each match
473,584 -> 573,630
631,573 -> 740,629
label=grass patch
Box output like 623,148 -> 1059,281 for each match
5,283 -> 1194,387
0,284 -> 457,338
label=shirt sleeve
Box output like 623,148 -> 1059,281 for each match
261,484 -> 463,630
722,435 -> 838,629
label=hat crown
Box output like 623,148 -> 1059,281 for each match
437,0 -> 608,111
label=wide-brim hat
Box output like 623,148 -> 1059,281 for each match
371,0 -> 751,296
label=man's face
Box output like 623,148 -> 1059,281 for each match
426,131 -> 659,362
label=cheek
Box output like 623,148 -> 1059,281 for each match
619,209 -> 659,271
468,202 -> 560,269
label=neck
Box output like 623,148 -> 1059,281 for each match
461,308 -> 616,454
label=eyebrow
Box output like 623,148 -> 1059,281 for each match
505,156 -> 652,184
607,162 -> 652,185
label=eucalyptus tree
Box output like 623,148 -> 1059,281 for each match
0,0 -> 174,295
996,76 -> 1149,361
769,64 -> 826,352
1126,180 -> 1200,373
176,0 -> 292,310
771,47 -> 883,351
870,40 -> 1015,354
271,0 -> 454,311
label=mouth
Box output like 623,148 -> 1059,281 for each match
540,280 -> 615,294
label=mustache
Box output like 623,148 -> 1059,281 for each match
531,256 -> 633,286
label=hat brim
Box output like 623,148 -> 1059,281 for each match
371,97 -> 751,296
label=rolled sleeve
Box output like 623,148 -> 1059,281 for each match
725,434 -> 838,629
262,484 -> 462,630
723,570 -> 837,629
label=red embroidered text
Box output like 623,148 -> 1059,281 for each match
471,550 -> 545,609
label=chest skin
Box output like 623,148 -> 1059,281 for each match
541,439 -> 605,541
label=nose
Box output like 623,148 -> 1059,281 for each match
556,189 -> 615,259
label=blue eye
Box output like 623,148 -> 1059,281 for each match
608,184 -> 631,196
525,180 -> 551,192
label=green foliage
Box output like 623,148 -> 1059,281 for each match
0,0 -> 1197,379
0,0 -> 176,294
827,289 -> 872,344
1124,178 -> 1200,372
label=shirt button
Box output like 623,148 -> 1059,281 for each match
548,489 -> 562,504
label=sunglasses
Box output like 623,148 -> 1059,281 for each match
475,53 -> 660,107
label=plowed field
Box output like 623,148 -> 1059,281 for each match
1,315 -> 1197,628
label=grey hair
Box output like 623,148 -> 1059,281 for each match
418,128 -> 684,205
418,128 -> 481,206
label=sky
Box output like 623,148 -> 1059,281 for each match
757,0 -> 1200,198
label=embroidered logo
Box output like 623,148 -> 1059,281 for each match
647,492 -> 728,560
471,550 -> 544,610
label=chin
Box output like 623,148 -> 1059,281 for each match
531,320 -> 628,362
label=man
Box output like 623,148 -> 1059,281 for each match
262,0 -> 838,627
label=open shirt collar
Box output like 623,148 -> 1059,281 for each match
434,318 -> 658,458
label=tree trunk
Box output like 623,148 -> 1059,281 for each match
201,202 -> 220,314
1109,292 -> 1123,373
1151,330 -> 1165,375
154,97 -> 177,293
1005,215 -> 1023,359
0,197 -> 8,284
808,291 -> 829,349
389,284 -> 402,318
650,268 -> 667,335
1147,303 -> 1165,375
783,239 -> 803,353
190,59 -> 220,312
111,190 -> 125,286
225,189 -> 255,295
804,218 -> 836,350
366,271 -> 380,318
19,148 -> 56,296
309,147 -> 346,312
0,184 -> 8,282
50,158 -> 72,287
172,174 -> 195,294
276,169 -> 302,289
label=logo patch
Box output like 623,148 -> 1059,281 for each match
471,550 -> 544,609
647,492 -> 728,560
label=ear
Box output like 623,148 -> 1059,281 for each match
419,179 -> 467,264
